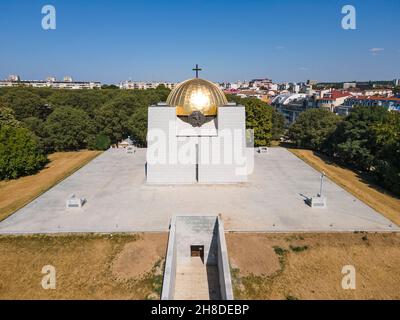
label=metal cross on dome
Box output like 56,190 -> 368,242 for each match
192,64 -> 202,78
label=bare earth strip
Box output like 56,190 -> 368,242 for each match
0,233 -> 167,300
0,150 -> 101,222
287,148 -> 400,226
227,232 -> 400,300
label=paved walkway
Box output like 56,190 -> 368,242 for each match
0,148 -> 398,234
174,257 -> 220,300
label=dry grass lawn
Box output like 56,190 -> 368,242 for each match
0,150 -> 101,222
227,232 -> 400,300
0,233 -> 168,300
287,148 -> 400,227
1,232 -> 399,300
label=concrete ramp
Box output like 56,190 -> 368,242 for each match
161,215 -> 233,300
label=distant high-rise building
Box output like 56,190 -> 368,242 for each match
249,78 -> 272,89
289,83 -> 300,93
0,75 -> 101,89
63,76 -> 73,82
343,82 -> 357,89
119,80 -> 176,90
7,74 -> 20,82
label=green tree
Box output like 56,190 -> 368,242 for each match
22,117 -> 44,136
288,108 -> 340,151
244,98 -> 273,147
0,105 -> 21,127
101,84 -> 119,90
43,107 -> 95,151
1,90 -> 43,120
271,109 -> 285,140
88,133 -> 111,150
225,95 -> 275,146
328,105 -> 389,170
48,90 -> 105,117
34,103 -> 54,120
0,125 -> 47,180
95,102 -> 129,144
127,107 -> 148,147
372,112 -> 400,195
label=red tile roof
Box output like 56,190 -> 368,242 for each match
318,91 -> 352,101
350,96 -> 400,101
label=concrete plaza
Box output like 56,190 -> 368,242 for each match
0,148 -> 397,234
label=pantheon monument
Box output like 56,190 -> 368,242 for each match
146,66 -> 248,184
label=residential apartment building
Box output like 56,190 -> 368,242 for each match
249,78 -> 272,89
119,80 -> 176,90
271,93 -> 309,123
317,91 -> 353,112
0,75 -> 101,89
337,96 -> 400,115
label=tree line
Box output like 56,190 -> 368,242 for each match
0,87 -> 284,180
288,106 -> 400,196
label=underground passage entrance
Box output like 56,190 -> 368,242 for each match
191,245 -> 204,262
161,216 -> 234,300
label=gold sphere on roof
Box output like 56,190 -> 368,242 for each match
167,78 -> 228,116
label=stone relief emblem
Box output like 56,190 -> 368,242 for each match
187,111 -> 208,127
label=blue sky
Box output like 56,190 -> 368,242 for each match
0,0 -> 399,84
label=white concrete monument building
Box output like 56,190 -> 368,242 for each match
146,65 -> 248,184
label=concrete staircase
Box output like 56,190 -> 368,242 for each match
174,257 -> 221,300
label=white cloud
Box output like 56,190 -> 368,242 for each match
299,67 -> 309,71
275,46 -> 285,50
369,48 -> 384,56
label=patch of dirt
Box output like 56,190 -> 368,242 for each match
111,233 -> 168,280
226,233 -> 281,276
228,233 -> 400,300
0,233 -> 168,299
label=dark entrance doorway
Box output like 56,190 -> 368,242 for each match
191,245 -> 204,262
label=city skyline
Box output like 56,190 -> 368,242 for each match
1,0 -> 399,83
2,73 -> 398,86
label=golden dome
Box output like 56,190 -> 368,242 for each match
167,78 -> 228,116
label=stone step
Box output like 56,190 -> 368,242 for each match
174,257 -> 221,300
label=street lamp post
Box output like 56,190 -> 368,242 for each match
318,171 -> 326,197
